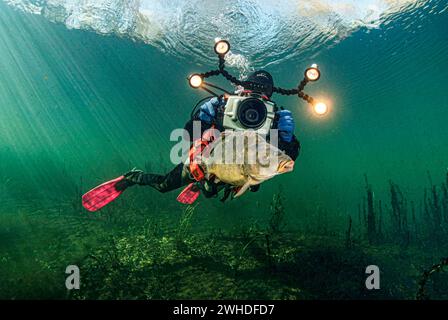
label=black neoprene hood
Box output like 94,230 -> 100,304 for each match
246,70 -> 274,97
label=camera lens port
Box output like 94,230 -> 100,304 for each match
237,98 -> 268,129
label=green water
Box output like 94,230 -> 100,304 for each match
1,1 -> 448,299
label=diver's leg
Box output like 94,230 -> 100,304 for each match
146,163 -> 193,193
123,164 -> 193,193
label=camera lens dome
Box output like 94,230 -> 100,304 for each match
237,98 -> 267,129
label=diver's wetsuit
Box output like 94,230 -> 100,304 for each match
124,114 -> 301,195
125,162 -> 193,194
126,69 -> 300,196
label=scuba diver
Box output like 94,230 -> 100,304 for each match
114,70 -> 301,202
82,38 -> 328,212
82,40 -> 324,212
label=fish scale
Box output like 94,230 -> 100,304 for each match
201,131 -> 294,198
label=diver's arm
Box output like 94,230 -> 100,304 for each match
184,97 -> 225,140
275,109 -> 301,161
278,135 -> 301,161
183,119 -> 214,142
197,97 -> 225,123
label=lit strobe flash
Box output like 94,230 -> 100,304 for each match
189,74 -> 203,88
313,102 -> 328,116
305,64 -> 321,82
214,39 -> 231,55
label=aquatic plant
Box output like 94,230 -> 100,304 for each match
71,176 -> 84,214
345,216 -> 353,248
424,172 -> 445,241
388,180 -> 411,246
377,200 -> 383,240
389,181 -> 405,233
353,171 -> 448,249
176,203 -> 198,248
441,172 -> 448,224
364,175 -> 376,244
268,190 -> 286,235
3,171 -> 448,300
416,257 -> 448,300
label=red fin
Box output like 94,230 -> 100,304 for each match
177,183 -> 200,204
82,176 -> 125,212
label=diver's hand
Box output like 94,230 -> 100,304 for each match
199,97 -> 223,124
277,110 -> 295,143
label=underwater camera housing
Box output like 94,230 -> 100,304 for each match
222,94 -> 277,135
188,39 -> 325,125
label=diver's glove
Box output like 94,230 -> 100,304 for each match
198,97 -> 224,124
277,110 -> 295,143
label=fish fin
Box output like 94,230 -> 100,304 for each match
221,186 -> 233,202
233,181 -> 252,198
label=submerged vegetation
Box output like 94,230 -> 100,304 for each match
1,174 -> 448,300
357,171 -> 448,251
0,0 -> 447,302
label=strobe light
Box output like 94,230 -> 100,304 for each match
313,102 -> 328,116
189,74 -> 203,88
304,64 -> 321,82
214,38 -> 231,56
